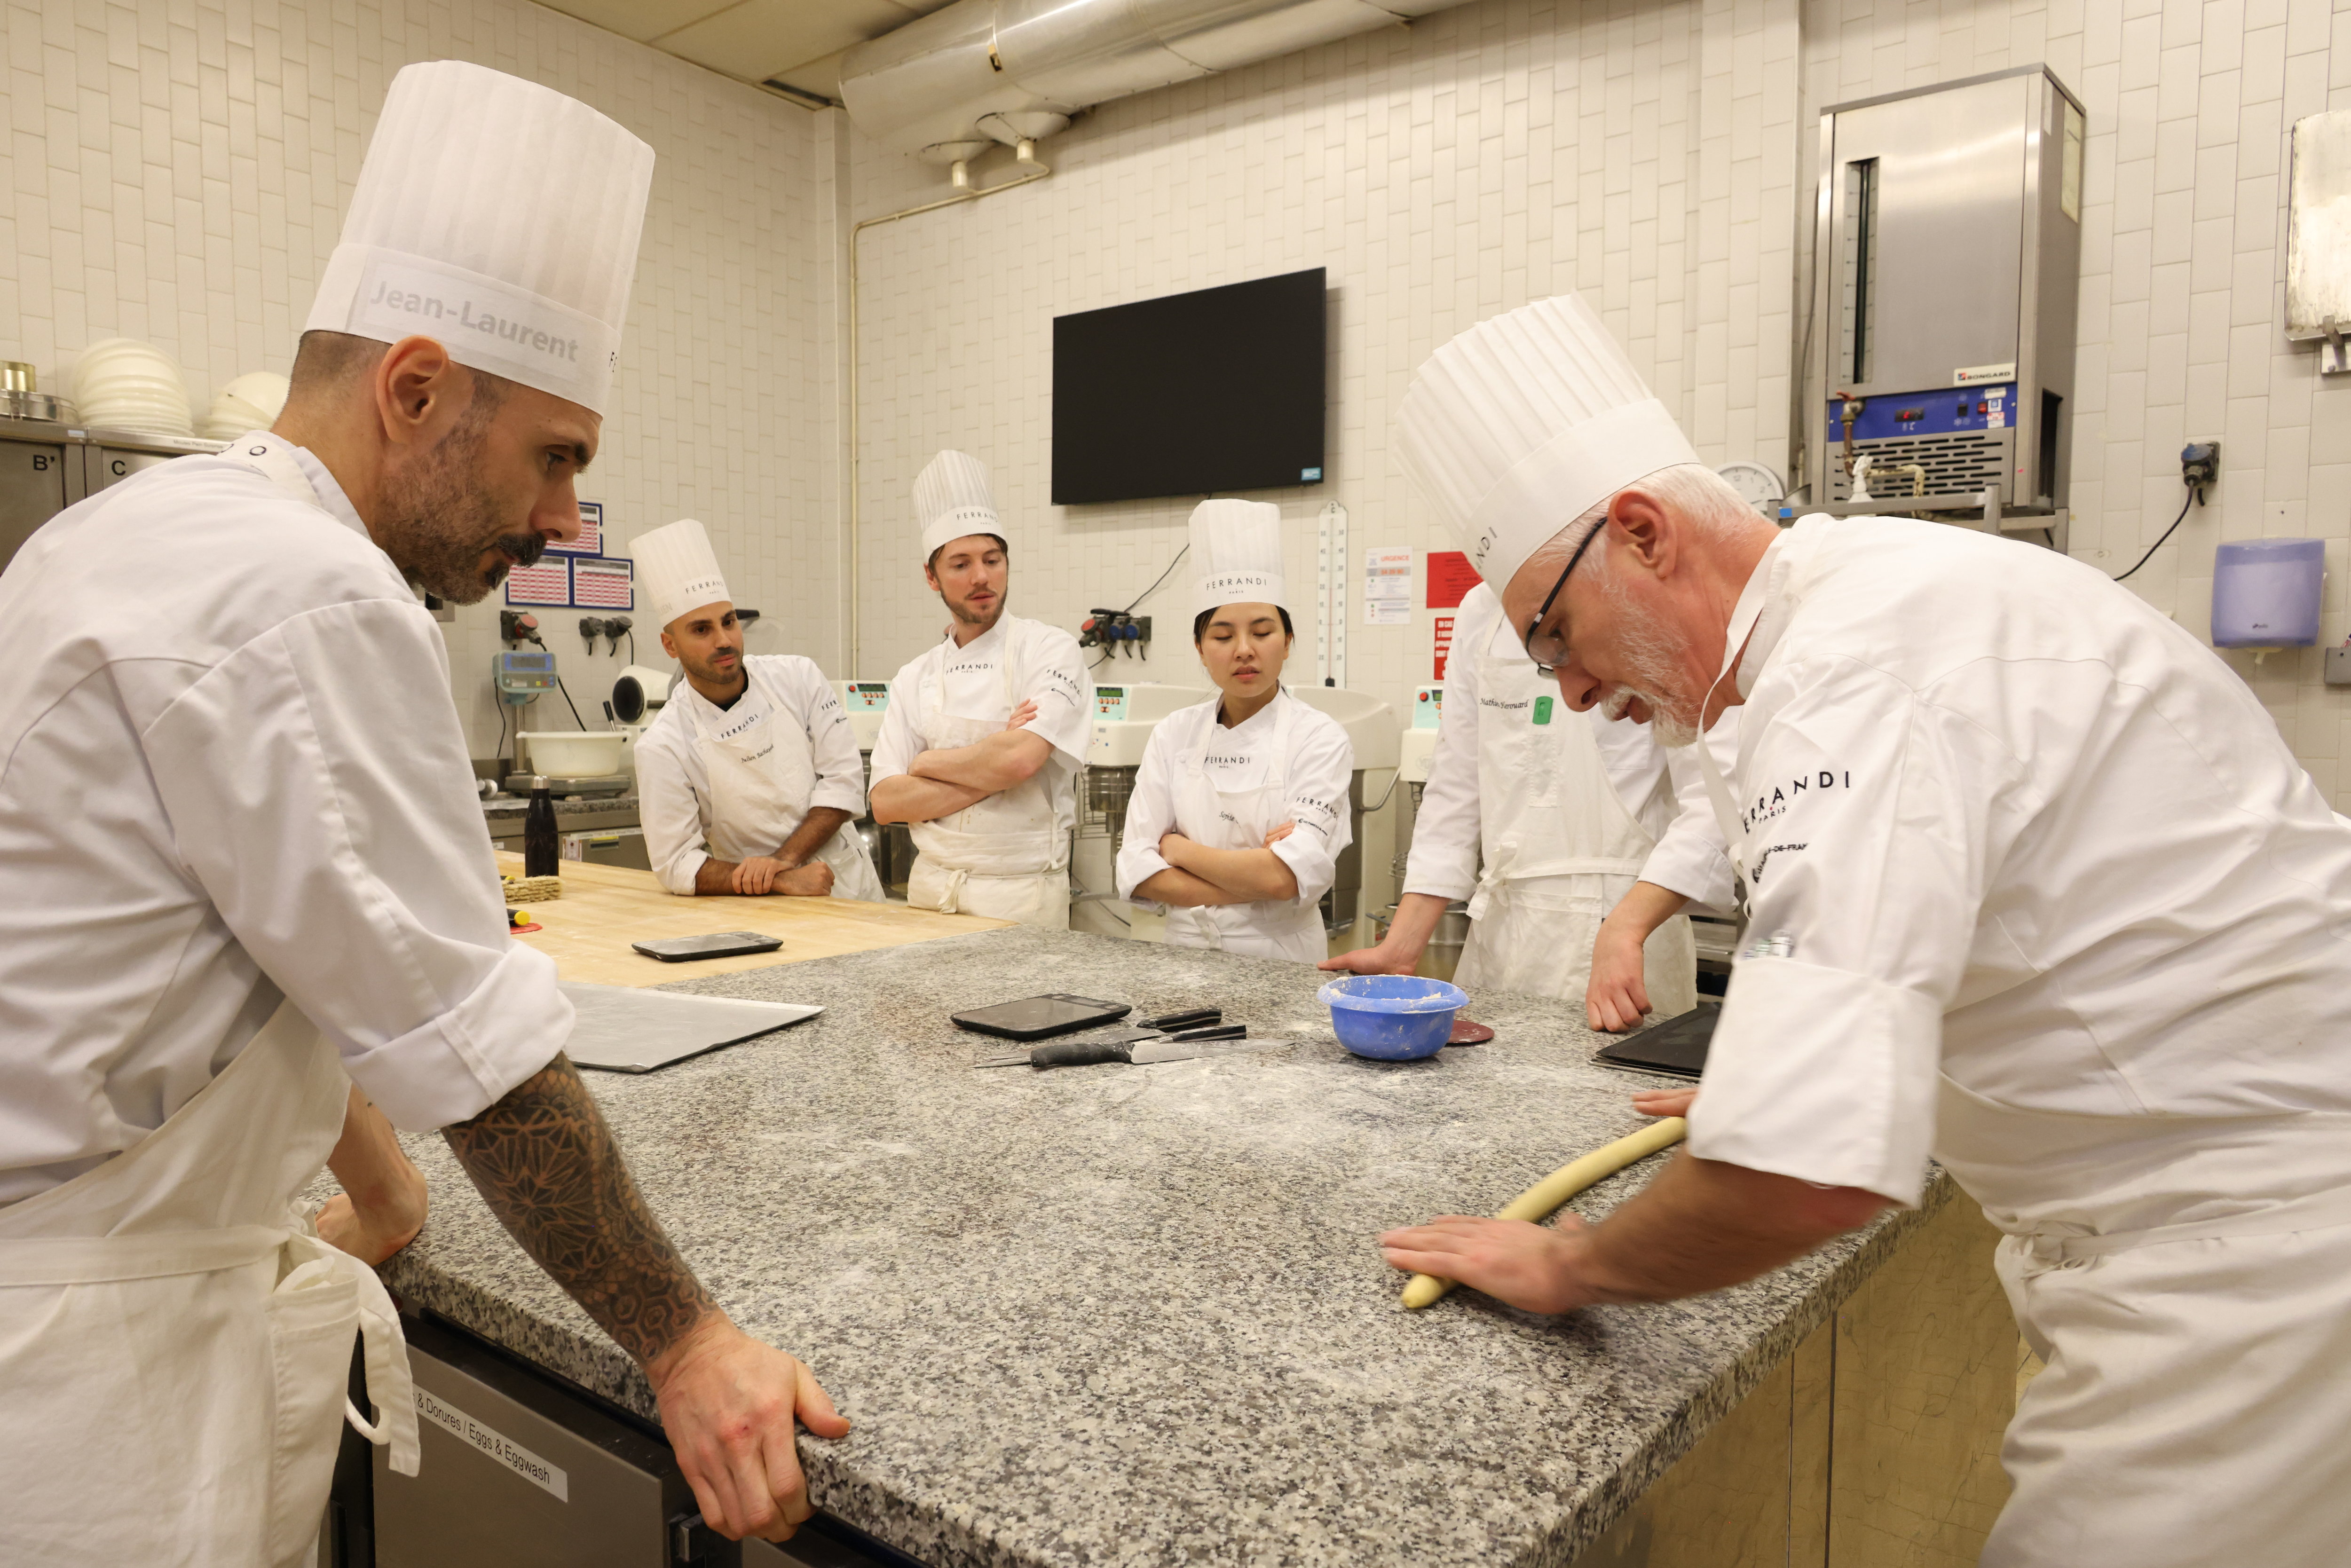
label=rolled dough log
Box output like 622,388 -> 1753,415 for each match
1398,1117 -> 1688,1310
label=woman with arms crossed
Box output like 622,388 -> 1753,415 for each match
1116,500 -> 1353,963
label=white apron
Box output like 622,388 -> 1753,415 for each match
700,676 -> 885,902
1697,527 -> 2351,1566
0,999 -> 421,1567
1453,638 -> 1696,1015
1164,693 -> 1330,964
905,640 -> 1070,928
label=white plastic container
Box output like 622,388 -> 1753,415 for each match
517,731 -> 629,777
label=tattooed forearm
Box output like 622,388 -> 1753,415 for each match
443,1053 -> 717,1364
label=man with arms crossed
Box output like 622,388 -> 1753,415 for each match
869,450 -> 1090,927
0,64 -> 841,1562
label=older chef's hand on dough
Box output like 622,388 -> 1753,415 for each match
648,1314 -> 852,1543
1631,1086 -> 1697,1119
1379,1213 -> 1602,1316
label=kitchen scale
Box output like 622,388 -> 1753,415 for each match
502,772 -> 632,798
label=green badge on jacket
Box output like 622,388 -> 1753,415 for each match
1533,695 -> 1554,725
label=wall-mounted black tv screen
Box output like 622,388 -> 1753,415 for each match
1052,268 -> 1326,505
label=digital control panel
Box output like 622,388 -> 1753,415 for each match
1833,384 -> 2013,441
842,681 -> 891,712
1412,684 -> 1444,729
1095,686 -> 1129,721
493,650 -> 556,707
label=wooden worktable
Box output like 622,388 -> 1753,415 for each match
494,852 -> 1010,985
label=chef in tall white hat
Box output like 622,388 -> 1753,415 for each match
1375,292 -> 2351,1564
1115,500 -> 1353,964
868,450 -> 1092,926
1319,571 -> 1736,1022
0,61 -> 844,1559
629,519 -> 885,902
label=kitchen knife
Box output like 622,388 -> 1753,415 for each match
975,1037 -> 1291,1069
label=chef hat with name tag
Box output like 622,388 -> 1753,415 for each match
303,61 -> 655,418
1190,498 -> 1287,617
628,519 -> 730,630
915,450 -> 1003,558
1394,292 -> 1699,596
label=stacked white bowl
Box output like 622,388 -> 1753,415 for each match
70,338 -> 194,436
199,371 -> 291,441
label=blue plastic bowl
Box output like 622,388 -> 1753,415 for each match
1318,975 -> 1468,1061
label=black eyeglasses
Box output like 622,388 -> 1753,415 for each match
1521,520 -> 1604,676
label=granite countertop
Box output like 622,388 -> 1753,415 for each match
480,790 -> 638,819
379,928 -> 1942,1568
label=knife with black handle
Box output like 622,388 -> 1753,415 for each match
976,1032 -> 1283,1069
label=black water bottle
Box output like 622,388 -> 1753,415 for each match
522,776 -> 559,877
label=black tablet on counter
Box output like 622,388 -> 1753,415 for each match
1593,998 -> 1719,1079
951,994 -> 1132,1041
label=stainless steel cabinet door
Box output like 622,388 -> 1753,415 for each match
84,444 -> 176,492
0,438 -> 70,572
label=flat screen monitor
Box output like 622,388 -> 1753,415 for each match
1052,268 -> 1327,505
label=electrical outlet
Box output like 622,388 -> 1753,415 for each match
2182,441 -> 2220,496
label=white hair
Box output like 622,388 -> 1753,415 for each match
1523,463 -> 1764,581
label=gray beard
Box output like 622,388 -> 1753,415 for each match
375,419 -> 538,605
1598,575 -> 1703,747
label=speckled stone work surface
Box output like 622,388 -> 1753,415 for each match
380,928 -> 1945,1568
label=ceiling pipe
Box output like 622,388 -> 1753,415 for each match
841,0 -> 1476,159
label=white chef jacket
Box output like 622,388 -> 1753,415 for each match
869,614 -> 1090,838
0,436 -> 569,1205
1693,514 -> 2351,1207
1403,584 -> 1736,910
635,654 -> 867,895
1114,688 -> 1355,908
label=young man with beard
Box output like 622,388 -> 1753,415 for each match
868,449 -> 1090,927
1378,291 -> 2351,1567
0,63 -> 842,1561
627,517 -> 885,900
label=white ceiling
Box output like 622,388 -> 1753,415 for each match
540,0 -> 959,102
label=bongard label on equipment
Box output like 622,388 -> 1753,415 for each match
414,1386 -> 570,1502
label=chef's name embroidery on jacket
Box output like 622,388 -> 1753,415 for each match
1751,841 -> 1805,884
1480,696 -> 1531,712
1740,769 -> 1852,832
365,279 -> 582,363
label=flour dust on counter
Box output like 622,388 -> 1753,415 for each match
361,927 -> 1980,1568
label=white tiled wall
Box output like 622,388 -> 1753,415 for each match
0,0 -> 837,764
845,0 -> 1802,710
1801,0 -> 2351,806
13,0 -> 2349,820
843,0 -> 1800,907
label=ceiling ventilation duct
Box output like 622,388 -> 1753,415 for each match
841,0 -> 1476,158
